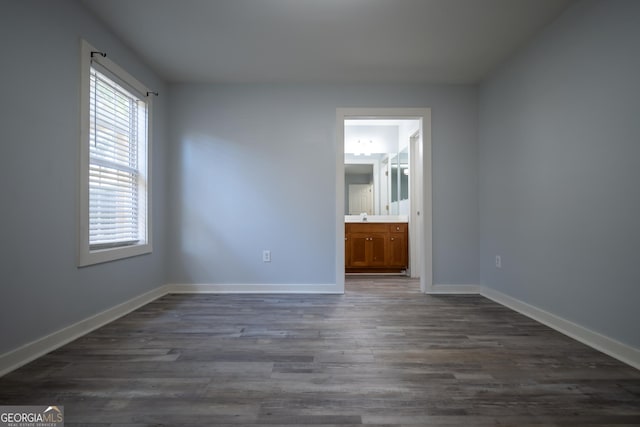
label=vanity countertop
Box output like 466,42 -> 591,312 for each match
345,215 -> 409,223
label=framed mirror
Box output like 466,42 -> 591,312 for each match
344,120 -> 414,216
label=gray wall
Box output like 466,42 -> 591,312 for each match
0,0 -> 168,354
478,0 -> 640,347
168,84 -> 479,285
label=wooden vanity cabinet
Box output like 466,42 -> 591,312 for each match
345,223 -> 408,273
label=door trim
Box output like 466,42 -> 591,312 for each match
336,108 -> 432,293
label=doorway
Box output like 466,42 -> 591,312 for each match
336,108 -> 432,294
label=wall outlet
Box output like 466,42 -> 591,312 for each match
263,250 -> 271,263
495,255 -> 501,269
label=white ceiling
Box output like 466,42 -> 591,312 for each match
80,0 -> 572,84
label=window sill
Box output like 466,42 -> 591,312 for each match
78,243 -> 152,267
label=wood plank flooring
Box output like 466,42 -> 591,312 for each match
1,276 -> 639,426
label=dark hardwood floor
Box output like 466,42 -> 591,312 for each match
1,277 -> 639,426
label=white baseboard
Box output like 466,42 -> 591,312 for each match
427,284 -> 480,294
167,283 -> 342,294
481,287 -> 640,371
0,285 -> 169,377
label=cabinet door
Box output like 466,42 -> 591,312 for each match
388,232 -> 408,267
345,235 -> 351,267
349,233 -> 369,267
368,233 -> 388,267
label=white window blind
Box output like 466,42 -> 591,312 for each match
89,65 -> 148,249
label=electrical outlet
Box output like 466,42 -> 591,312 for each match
263,250 -> 271,263
495,255 -> 501,269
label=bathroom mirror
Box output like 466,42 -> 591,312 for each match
344,154 -> 386,215
344,120 -> 416,216
390,147 -> 409,204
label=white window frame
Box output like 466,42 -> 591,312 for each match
78,40 -> 153,266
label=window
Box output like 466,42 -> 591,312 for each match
79,40 -> 152,266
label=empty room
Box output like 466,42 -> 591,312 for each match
1,0 -> 639,425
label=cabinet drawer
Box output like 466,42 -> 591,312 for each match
346,222 -> 407,234
388,223 -> 407,233
346,223 -> 387,233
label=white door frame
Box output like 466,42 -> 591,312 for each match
409,130 -> 422,279
336,108 -> 432,293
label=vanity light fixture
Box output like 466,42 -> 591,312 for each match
346,138 -> 374,156
357,139 -> 374,156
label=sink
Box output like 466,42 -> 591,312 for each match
345,215 -> 408,223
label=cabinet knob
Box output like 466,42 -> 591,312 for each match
391,237 -> 395,241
